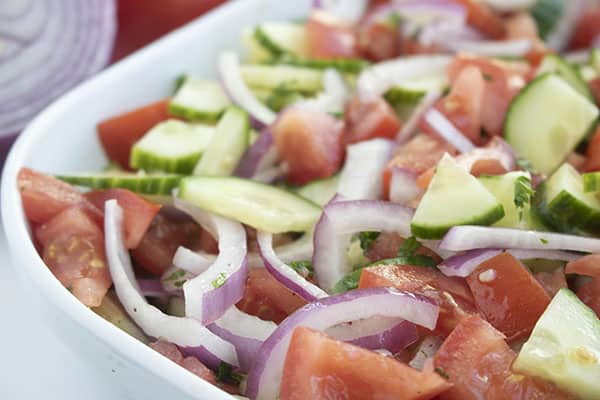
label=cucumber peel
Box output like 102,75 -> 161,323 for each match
169,78 -> 231,122
56,173 -> 183,195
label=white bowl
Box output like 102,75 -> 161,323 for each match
1,1 -> 311,398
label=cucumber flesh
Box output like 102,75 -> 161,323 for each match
241,27 -> 273,63
384,75 -> 448,105
241,64 -> 324,93
504,73 -> 599,175
169,78 -> 231,122
178,176 -> 321,233
56,173 -> 183,195
536,54 -> 593,100
275,58 -> 368,74
583,172 -> 600,193
411,154 -> 505,239
295,175 -> 339,206
513,288 -> 600,400
193,107 -> 250,176
130,120 -> 215,174
592,48 -> 600,75
254,22 -> 308,58
479,171 -> 533,229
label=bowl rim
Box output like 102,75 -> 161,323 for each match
0,1 -> 250,398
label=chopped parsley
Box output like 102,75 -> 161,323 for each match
396,236 -> 437,268
482,73 -> 494,82
173,73 -> 188,93
435,367 -> 450,380
517,157 -> 537,174
514,175 -> 534,220
331,268 -> 364,294
289,260 -> 313,278
211,273 -> 227,289
358,231 -> 380,251
164,269 -> 186,282
540,238 -> 549,245
216,362 -> 243,385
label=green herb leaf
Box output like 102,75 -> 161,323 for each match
435,367 -> 450,380
514,176 -> 534,221
173,73 -> 188,93
517,157 -> 536,174
211,273 -> 227,289
288,260 -> 313,278
358,231 -> 380,251
540,238 -> 549,245
216,362 -> 243,385
398,236 -> 421,258
164,269 -> 186,282
331,268 -> 364,294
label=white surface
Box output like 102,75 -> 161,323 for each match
0,226 -> 125,399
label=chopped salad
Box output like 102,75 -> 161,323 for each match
17,0 -> 600,399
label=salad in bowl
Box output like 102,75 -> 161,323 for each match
11,0 -> 600,399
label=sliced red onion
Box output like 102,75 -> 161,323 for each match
257,231 -> 327,301
219,51 -> 276,126
313,0 -> 368,22
396,89 -> 442,144
440,226 -> 600,253
174,198 -> 248,325
313,199 -> 414,291
235,129 -> 274,179
456,137 -> 517,172
137,279 -> 171,299
326,317 -> 418,353
246,288 -> 439,400
357,55 -> 452,100
295,69 -> 350,115
546,0 -> 584,52
249,231 -> 315,268
104,200 -> 238,368
423,108 -> 475,153
418,18 -> 481,48
0,0 -> 116,159
439,248 -> 581,277
442,39 -> 532,57
338,139 -> 394,200
207,307 -> 277,373
389,167 -> 422,206
172,246 -> 216,275
481,0 -> 536,12
564,49 -> 591,64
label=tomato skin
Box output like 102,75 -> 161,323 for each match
85,189 -> 161,249
534,268 -> 568,297
576,278 -> 600,318
450,0 -> 506,39
35,206 -> 111,307
357,14 -> 400,61
236,268 -> 306,323
281,327 -> 452,400
589,78 -> 600,107
466,252 -> 551,342
97,99 -> 170,169
584,126 -> 600,172
131,208 -> 204,276
18,168 -> 102,225
568,10 -> 600,50
306,10 -> 360,60
434,315 -> 570,400
359,264 -> 476,335
364,232 -> 443,264
272,108 -> 345,185
344,96 -> 402,144
566,253 -> 600,277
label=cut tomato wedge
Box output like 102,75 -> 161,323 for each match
584,126 -> 600,172
364,232 -> 443,264
534,268 -> 568,297
568,9 -> 600,50
357,12 -> 400,61
306,10 -> 360,59
466,252 -> 551,341
281,327 -> 452,400
450,0 -> 506,39
344,96 -> 402,144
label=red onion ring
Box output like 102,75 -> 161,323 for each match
174,198 -> 248,325
246,288 -> 439,400
326,317 -> 418,353
396,89 -> 442,144
295,69 -> 350,115
172,246 -> 216,275
312,0 -> 368,23
137,279 -> 171,299
422,108 -> 475,153
104,200 -> 238,368
442,39 -> 533,57
440,225 -> 600,253
389,167 -> 422,206
235,128 -> 275,179
312,199 -> 414,291
455,137 -> 517,172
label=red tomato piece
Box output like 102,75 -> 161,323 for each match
35,206 -> 111,307
576,278 -> 600,318
451,0 -> 506,39
344,96 -> 402,144
281,327 -> 452,400
272,108 -> 345,185
566,254 -> 600,277
18,168 -> 102,225
534,268 -> 568,297
466,252 -> 551,341
584,126 -> 600,172
568,9 -> 600,50
306,10 -> 360,60
589,77 -> 600,107
359,264 -> 476,335
131,209 -> 205,276
357,13 -> 400,61
149,340 -> 217,384
382,134 -> 456,199
97,99 -> 170,170
364,232 -> 442,264
85,189 -> 161,249
433,315 -> 570,400
236,268 -> 306,323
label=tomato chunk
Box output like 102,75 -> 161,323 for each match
306,10 -> 360,59
359,264 -> 476,335
534,268 -> 568,297
272,108 -> 344,185
281,327 -> 452,400
584,126 -> 600,172
97,99 -> 170,169
236,268 -> 306,323
357,12 -> 400,61
568,9 -> 600,50
35,206 -> 111,307
450,0 -> 506,39
465,252 -> 551,341
575,278 -> 600,318
344,96 -> 402,144
85,189 -> 161,249
433,315 -> 570,400
364,232 -> 442,264
18,168 -> 101,225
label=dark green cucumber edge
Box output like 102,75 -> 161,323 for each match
57,174 -> 184,195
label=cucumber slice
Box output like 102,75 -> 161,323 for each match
275,58 -> 368,74
130,120 -> 215,174
384,75 -> 448,105
241,27 -> 273,63
479,171 -> 531,229
193,107 -> 250,176
56,173 -> 183,195
592,48 -> 600,75
169,78 -> 231,122
178,177 -> 322,233
530,0 -> 564,39
583,172 -> 600,193
411,154 -> 505,239
535,163 -> 600,234
536,54 -> 593,100
505,74 -> 599,175
513,288 -> 600,400
295,175 -> 340,206
241,64 -> 323,93
254,22 -> 308,58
